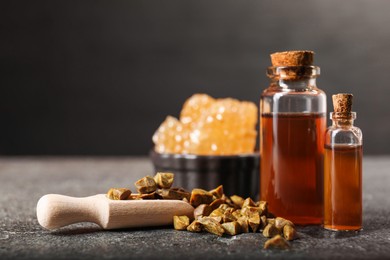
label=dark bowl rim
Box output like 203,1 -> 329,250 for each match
149,150 -> 260,160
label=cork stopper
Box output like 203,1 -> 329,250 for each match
332,93 -> 353,113
270,50 -> 314,67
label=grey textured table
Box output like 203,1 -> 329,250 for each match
1,156 -> 389,259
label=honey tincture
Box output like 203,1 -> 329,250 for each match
260,51 -> 326,225
324,93 -> 363,231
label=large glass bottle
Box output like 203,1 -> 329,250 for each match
324,93 -> 363,231
260,51 -> 326,225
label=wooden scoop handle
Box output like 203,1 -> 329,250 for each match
36,194 -> 194,230
37,194 -> 108,230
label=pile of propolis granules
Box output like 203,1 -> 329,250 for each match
107,172 -> 297,250
152,94 -> 258,155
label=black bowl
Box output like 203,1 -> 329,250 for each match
150,150 -> 260,200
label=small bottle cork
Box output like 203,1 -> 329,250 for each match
332,93 -> 353,113
270,50 -> 314,67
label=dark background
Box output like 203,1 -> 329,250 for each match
1,0 -> 389,155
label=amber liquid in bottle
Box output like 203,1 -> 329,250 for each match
324,144 -> 363,231
260,113 -> 326,225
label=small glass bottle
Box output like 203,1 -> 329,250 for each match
260,51 -> 326,225
324,93 -> 363,231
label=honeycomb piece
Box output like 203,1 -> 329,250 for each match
153,94 -> 258,155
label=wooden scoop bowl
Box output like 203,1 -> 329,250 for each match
37,194 -> 194,230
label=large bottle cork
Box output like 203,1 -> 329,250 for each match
270,50 -> 314,67
332,93 -> 353,113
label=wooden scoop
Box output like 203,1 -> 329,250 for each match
36,194 -> 194,230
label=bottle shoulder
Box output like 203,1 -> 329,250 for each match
260,85 -> 326,113
325,125 -> 363,145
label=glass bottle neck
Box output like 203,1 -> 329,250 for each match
272,78 -> 317,90
267,66 -> 320,91
331,112 -> 356,128
332,118 -> 354,127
